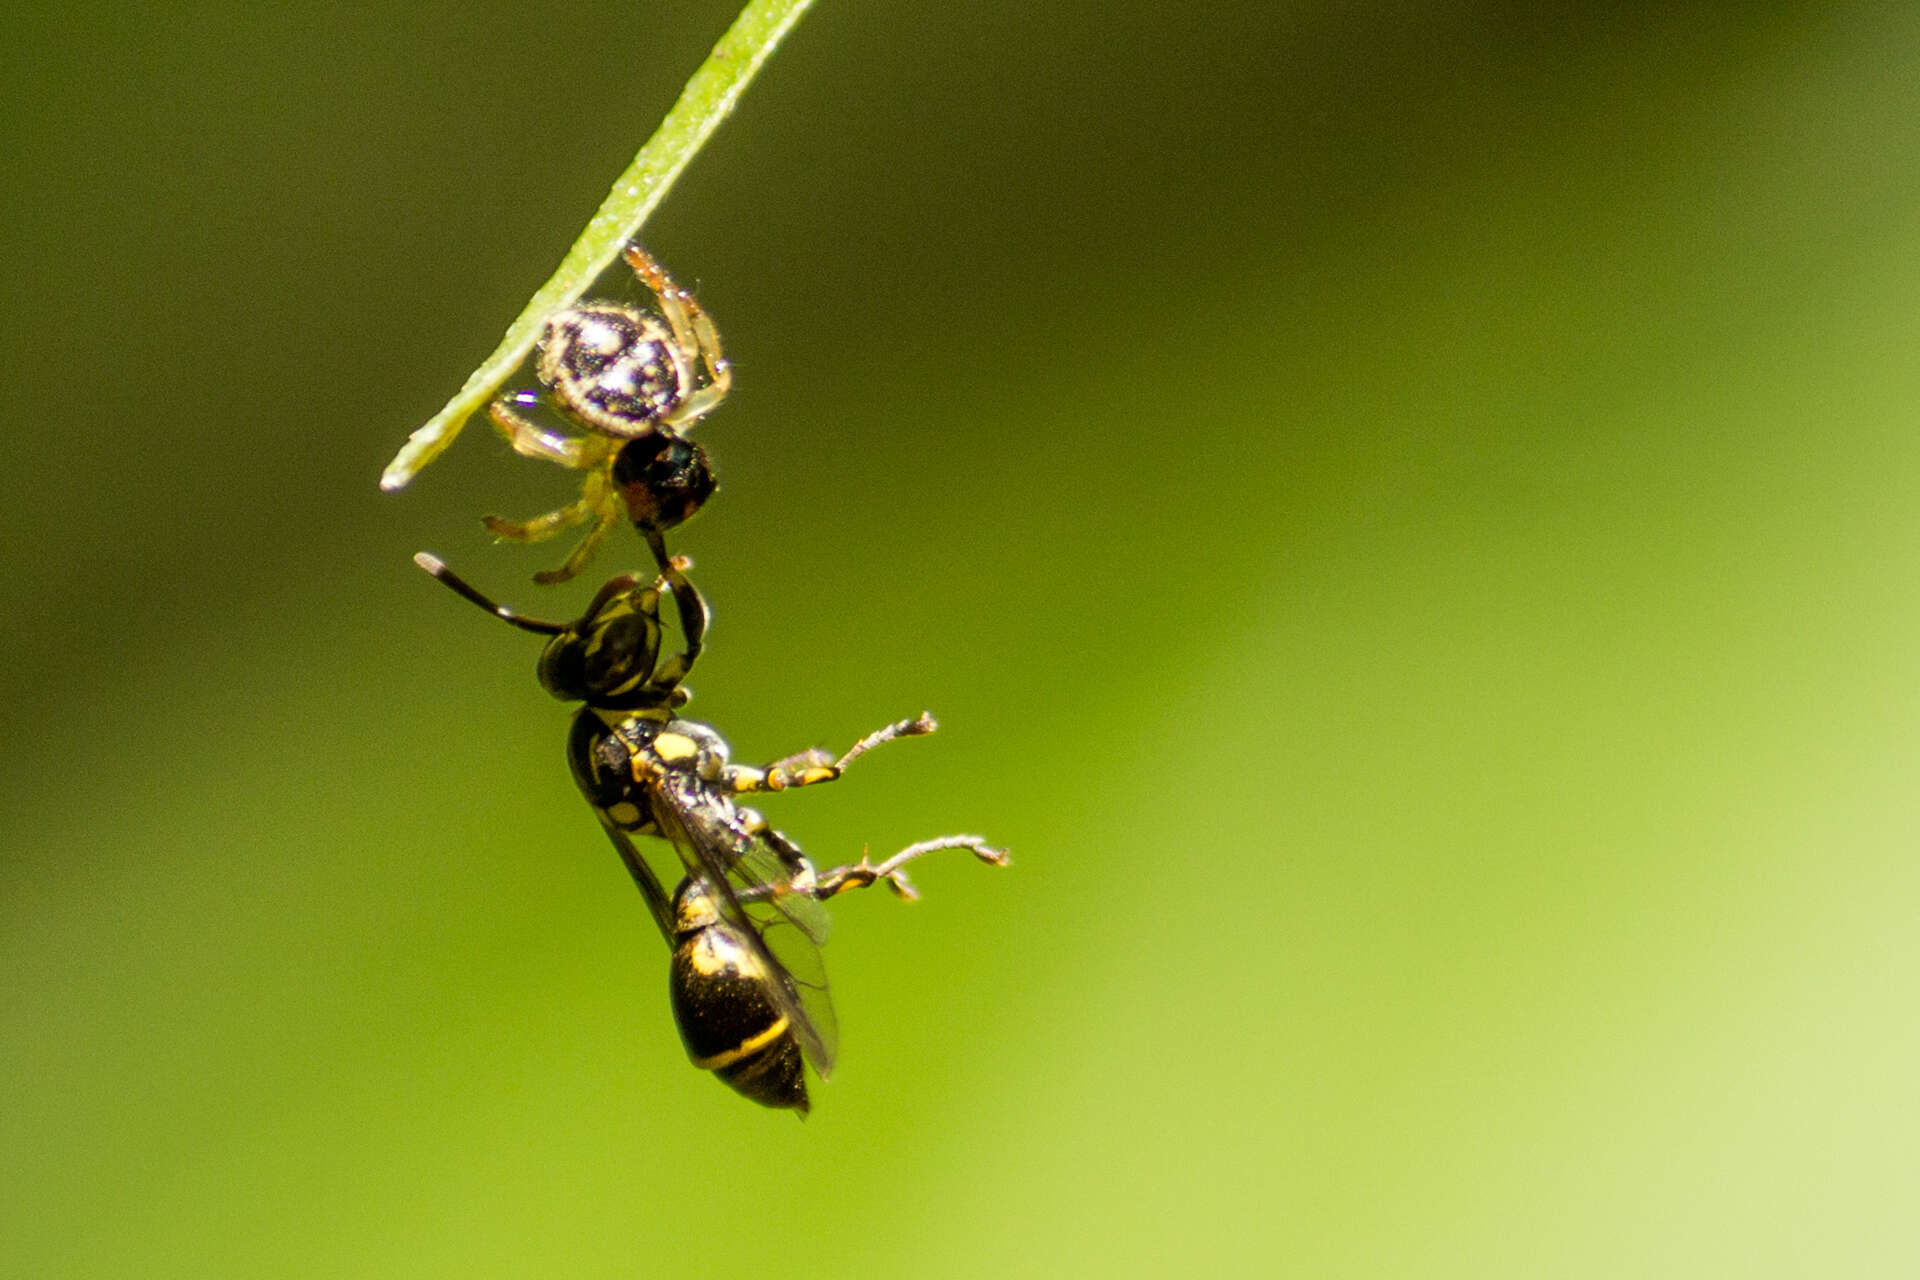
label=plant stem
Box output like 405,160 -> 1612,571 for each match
380,0 -> 817,492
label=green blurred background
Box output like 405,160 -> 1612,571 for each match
7,1 -> 1920,1274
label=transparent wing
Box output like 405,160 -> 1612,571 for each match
649,773 -> 840,1077
589,810 -> 676,948
728,839 -> 839,1077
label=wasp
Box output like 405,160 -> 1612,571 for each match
481,244 -> 727,585
414,550 -> 1006,1113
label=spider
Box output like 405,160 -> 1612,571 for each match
483,244 -> 728,584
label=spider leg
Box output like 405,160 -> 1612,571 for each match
662,381 -> 729,428
487,397 -> 602,469
482,499 -> 592,544
623,245 -> 732,427
531,471 -> 623,585
481,456 -> 623,545
640,550 -> 709,693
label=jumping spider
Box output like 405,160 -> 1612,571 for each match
484,245 -> 728,584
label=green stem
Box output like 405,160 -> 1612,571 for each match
380,0 -> 817,492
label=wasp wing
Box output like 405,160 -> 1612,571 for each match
648,772 -> 840,1077
726,836 -> 840,1077
589,810 -> 677,947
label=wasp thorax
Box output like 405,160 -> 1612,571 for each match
538,304 -> 682,436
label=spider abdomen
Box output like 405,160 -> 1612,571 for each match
538,305 -> 686,437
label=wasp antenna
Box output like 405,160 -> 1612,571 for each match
413,551 -> 569,635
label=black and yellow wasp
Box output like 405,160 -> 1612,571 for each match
414,549 -> 1005,1113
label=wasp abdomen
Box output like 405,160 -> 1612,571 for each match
670,924 -> 809,1113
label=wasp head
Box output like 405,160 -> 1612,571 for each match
534,572 -> 668,708
414,553 -> 690,712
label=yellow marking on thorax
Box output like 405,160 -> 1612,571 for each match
653,731 -> 699,763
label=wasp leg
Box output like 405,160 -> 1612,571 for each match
723,758 -> 835,795
623,244 -> 731,427
725,713 -> 940,795
732,808 -> 818,886
808,835 -> 1010,902
731,832 -> 1008,906
834,713 -> 938,768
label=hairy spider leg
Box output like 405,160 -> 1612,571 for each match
622,245 -> 732,426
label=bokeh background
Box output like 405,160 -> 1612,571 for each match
8,1 -> 1920,1275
